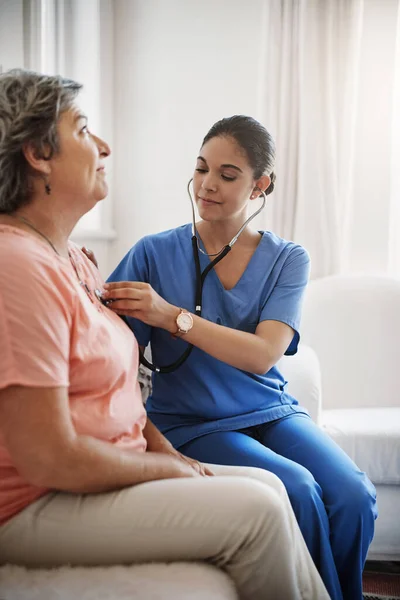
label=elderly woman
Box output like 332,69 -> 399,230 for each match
0,69 -> 329,600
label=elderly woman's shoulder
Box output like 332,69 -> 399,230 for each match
0,225 -> 69,283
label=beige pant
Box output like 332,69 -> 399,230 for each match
0,464 -> 329,600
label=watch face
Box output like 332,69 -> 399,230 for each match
177,312 -> 193,332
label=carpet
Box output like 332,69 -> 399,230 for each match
363,561 -> 400,600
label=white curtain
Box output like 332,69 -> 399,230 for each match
389,1 -> 400,276
261,0 -> 400,279
23,0 -> 115,237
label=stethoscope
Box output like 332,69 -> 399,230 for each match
121,179 -> 267,374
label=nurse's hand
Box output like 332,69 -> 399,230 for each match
103,281 -> 179,332
81,246 -> 99,268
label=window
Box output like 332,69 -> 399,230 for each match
20,0 -> 114,237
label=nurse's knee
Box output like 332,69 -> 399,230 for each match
283,466 -> 322,509
336,472 -> 377,522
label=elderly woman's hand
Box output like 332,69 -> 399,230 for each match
175,452 -> 215,477
163,447 -> 214,477
143,418 -> 214,477
103,281 -> 180,333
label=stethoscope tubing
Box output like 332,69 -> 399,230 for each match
135,239 -> 231,373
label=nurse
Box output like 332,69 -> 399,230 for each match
106,115 -> 377,600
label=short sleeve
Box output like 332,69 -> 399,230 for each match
107,238 -> 152,347
259,245 -> 310,355
0,249 -> 74,390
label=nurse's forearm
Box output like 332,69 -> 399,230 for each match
103,282 -> 287,374
170,310 -> 275,375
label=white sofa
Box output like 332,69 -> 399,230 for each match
299,274 -> 400,561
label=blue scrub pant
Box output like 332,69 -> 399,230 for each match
179,413 -> 377,600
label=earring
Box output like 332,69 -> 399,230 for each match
44,177 -> 51,195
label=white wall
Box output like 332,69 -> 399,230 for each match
0,0 -> 24,71
111,0 -> 267,267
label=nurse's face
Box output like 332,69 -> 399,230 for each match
193,135 -> 257,223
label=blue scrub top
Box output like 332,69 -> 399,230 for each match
108,224 -> 311,447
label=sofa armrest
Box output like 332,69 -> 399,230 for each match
277,344 -> 322,424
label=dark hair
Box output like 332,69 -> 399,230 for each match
0,69 -> 82,213
202,115 -> 276,196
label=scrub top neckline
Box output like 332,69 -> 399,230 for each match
193,225 -> 267,293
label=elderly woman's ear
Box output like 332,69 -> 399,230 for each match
22,142 -> 52,175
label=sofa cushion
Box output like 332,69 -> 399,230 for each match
0,563 -> 238,600
321,408 -> 400,485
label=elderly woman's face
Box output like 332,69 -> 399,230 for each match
49,104 -> 111,207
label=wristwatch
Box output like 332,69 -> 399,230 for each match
176,309 -> 194,335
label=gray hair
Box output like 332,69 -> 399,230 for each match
0,69 -> 82,213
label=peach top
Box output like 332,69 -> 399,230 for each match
0,226 -> 147,525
